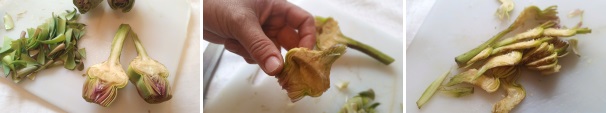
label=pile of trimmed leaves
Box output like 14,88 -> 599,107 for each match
418,5 -> 591,113
1,9 -> 86,83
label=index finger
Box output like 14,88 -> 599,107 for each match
275,1 -> 316,49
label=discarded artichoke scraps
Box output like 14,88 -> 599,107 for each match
496,0 -> 514,20
1,9 -> 86,83
314,16 -> 394,65
128,29 -> 172,104
4,13 -> 14,30
276,44 -> 346,102
83,24 -> 131,107
340,89 -> 380,113
420,5 -> 592,113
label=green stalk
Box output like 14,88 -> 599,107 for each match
342,35 -> 394,65
108,25 -> 130,64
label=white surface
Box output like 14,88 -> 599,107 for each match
408,0 -> 606,112
204,0 -> 403,113
406,0 -> 436,48
0,0 -> 200,112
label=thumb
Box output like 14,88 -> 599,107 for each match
233,15 -> 284,76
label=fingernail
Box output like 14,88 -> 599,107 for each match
264,56 -> 280,73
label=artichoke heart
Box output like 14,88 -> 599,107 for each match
276,44 -> 346,102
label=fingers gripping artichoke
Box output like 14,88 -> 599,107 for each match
276,44 -> 346,102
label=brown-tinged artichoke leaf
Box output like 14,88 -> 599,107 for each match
276,44 -> 346,102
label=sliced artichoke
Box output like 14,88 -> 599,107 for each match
82,24 -> 131,107
127,30 -> 172,104
455,5 -> 559,67
543,28 -> 592,37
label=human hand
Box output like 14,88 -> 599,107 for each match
203,0 -> 316,75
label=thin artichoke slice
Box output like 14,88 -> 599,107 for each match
543,28 -> 592,37
495,21 -> 555,47
465,47 -> 493,68
492,37 -> 553,55
476,51 -> 523,80
493,73 -> 525,113
417,70 -> 450,109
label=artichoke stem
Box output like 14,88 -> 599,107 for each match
108,24 -> 131,64
131,32 -> 148,58
342,35 -> 394,65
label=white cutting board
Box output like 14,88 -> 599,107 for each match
407,0 -> 606,113
204,0 -> 403,113
0,0 -> 190,112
